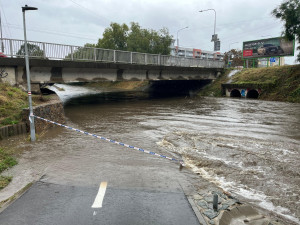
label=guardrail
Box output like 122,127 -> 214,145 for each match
0,38 -> 224,68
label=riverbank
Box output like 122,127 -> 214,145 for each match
0,148 -> 17,190
84,80 -> 150,91
0,83 -> 56,128
0,82 -> 65,189
199,65 -> 300,103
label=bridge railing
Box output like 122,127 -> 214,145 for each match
0,38 -> 224,68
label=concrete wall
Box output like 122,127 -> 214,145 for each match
0,123 -> 27,140
22,100 -> 65,133
0,100 -> 64,140
0,99 -> 65,140
222,84 -> 262,98
0,67 -> 16,85
224,88 -> 261,97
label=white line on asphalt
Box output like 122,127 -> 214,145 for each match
91,182 -> 107,208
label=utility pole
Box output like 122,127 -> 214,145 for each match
176,26 -> 188,56
228,42 -> 238,67
0,11 -> 4,52
22,5 -> 38,142
199,9 -> 220,51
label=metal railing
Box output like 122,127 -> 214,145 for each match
0,38 -> 224,68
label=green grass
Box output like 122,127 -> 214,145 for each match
0,147 -> 17,190
198,69 -> 232,97
199,65 -> 300,103
0,176 -> 12,190
0,83 -> 54,127
0,83 -> 28,127
0,148 -> 18,173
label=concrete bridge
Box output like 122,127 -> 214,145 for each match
0,38 -> 224,91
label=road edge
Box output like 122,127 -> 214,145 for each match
0,182 -> 34,213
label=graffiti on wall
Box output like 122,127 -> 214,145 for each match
0,68 -> 8,78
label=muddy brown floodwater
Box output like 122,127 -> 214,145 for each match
2,84 -> 300,224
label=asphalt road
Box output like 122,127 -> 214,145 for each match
0,132 -> 204,225
0,181 -> 201,225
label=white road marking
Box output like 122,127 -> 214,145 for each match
91,182 -> 107,208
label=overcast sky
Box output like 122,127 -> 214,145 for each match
1,0 -> 299,64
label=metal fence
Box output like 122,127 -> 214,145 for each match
0,38 -> 224,68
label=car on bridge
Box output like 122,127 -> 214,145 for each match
0,52 -> 7,57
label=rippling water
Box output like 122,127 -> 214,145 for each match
46,84 -> 300,224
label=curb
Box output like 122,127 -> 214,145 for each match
0,182 -> 34,213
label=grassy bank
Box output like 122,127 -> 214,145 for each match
85,81 -> 150,90
0,83 -> 28,127
199,65 -> 300,103
198,69 -> 233,97
0,83 -> 53,127
0,148 -> 17,190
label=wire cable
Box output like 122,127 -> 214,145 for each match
4,23 -> 99,41
0,0 -> 12,38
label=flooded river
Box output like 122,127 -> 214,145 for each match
52,84 -> 300,224
3,84 -> 299,224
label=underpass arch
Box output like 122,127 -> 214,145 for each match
246,89 -> 259,99
230,89 -> 241,97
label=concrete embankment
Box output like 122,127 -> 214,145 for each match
22,97 -> 65,133
0,94 -> 65,140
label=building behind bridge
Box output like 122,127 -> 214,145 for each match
170,40 -> 224,61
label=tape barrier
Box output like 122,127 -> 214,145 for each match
34,115 -> 184,166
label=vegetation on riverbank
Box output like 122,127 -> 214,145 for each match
85,80 -> 150,91
0,83 -> 28,127
199,65 -> 300,103
0,83 -> 53,127
198,69 -> 233,97
0,147 -> 17,190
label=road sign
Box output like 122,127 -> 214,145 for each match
270,57 -> 276,62
214,41 -> 220,51
211,34 -> 218,42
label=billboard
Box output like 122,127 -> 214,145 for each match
243,37 -> 294,59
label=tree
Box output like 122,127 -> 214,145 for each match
224,49 -> 243,67
272,0 -> 300,61
127,22 -> 173,55
97,23 -> 129,51
65,43 -> 96,60
16,43 -> 44,58
127,22 -> 151,53
96,22 -> 173,55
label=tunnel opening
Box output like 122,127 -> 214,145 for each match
246,89 -> 259,99
230,89 -> 241,97
148,80 -> 212,97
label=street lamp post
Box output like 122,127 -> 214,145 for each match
22,5 -> 38,142
176,26 -> 188,56
228,41 -> 239,67
199,9 -> 218,51
0,12 -> 4,52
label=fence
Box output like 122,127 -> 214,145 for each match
0,38 -> 224,68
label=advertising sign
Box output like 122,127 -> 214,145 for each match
243,37 -> 294,59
